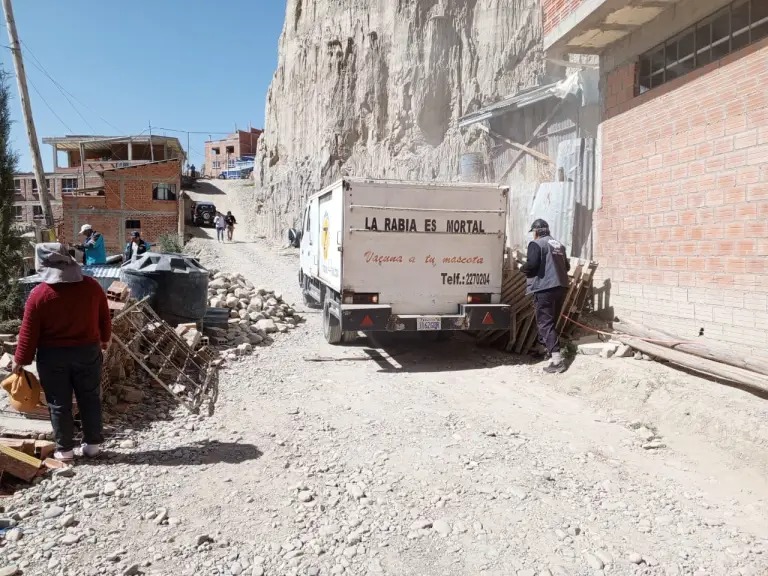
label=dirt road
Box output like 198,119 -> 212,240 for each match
3,181 -> 767,576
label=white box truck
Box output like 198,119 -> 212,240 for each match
294,178 -> 511,344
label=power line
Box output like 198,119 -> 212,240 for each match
27,76 -> 72,132
21,51 -> 97,133
150,126 -> 232,135
20,40 -> 123,134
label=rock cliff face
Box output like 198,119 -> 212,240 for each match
254,0 -> 544,238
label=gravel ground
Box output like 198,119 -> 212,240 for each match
1,181 -> 767,576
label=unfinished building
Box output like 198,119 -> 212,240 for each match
203,129 -> 261,177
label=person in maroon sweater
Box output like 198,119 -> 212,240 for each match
13,243 -> 111,461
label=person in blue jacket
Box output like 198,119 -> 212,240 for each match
76,224 -> 107,266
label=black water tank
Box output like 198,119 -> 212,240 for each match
120,253 -> 209,325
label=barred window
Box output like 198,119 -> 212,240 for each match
637,0 -> 768,94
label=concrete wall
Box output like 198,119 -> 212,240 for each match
60,160 -> 181,255
596,36 -> 768,349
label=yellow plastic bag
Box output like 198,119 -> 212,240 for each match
1,370 -> 43,413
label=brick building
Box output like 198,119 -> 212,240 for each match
13,135 -> 184,230
11,173 -> 72,227
543,0 -> 768,349
60,159 -> 183,256
203,128 -> 261,177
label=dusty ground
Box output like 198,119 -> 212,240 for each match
1,180 -> 767,576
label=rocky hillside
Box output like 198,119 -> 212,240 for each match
254,0 -> 544,238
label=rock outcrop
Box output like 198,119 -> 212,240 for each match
254,0 -> 544,238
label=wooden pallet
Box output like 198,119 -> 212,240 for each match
474,253 -> 598,355
110,299 -> 219,416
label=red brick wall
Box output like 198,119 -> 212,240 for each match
238,129 -> 261,156
204,130 -> 261,176
60,160 -> 181,255
598,40 -> 768,347
543,0 -> 587,36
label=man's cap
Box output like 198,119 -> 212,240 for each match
529,219 -> 549,232
131,231 -> 141,238
79,223 -> 92,234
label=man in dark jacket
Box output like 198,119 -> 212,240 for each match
521,219 -> 570,374
224,211 -> 237,242
124,231 -> 148,263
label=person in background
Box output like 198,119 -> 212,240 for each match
189,164 -> 196,179
12,243 -> 111,461
75,224 -> 107,266
123,231 -> 148,263
521,219 -> 570,374
225,211 -> 237,242
214,212 -> 226,243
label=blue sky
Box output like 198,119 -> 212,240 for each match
0,0 -> 286,172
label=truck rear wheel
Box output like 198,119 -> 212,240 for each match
323,302 -> 342,345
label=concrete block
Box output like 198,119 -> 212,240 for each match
615,344 -> 634,358
578,342 -> 618,357
600,344 -> 619,359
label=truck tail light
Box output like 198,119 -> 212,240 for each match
343,293 -> 379,304
467,293 -> 491,304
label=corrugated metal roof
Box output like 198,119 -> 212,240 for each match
83,265 -> 122,278
19,265 -> 121,284
458,82 -> 561,129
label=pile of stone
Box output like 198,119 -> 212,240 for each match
204,270 -> 302,361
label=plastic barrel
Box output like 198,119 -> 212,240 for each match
459,152 -> 485,182
120,253 -> 209,326
120,267 -> 159,309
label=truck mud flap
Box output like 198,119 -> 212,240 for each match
459,304 -> 511,331
340,304 -> 392,332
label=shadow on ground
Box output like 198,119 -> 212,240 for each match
303,333 -> 528,374
86,441 -> 263,467
184,181 -> 226,195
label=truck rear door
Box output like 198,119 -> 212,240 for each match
342,180 -> 507,315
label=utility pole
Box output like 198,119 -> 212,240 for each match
2,0 -> 53,227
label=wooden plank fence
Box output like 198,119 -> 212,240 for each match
473,251 -> 598,354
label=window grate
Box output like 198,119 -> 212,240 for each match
637,0 -> 768,94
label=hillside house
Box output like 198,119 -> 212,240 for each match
60,159 -> 183,256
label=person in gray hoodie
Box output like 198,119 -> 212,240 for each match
521,219 -> 570,374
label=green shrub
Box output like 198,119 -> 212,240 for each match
157,233 -> 184,254
0,70 -> 23,323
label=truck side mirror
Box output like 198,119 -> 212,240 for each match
287,228 -> 302,248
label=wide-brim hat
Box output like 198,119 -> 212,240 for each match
35,243 -> 83,284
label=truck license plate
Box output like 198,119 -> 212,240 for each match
417,317 -> 441,331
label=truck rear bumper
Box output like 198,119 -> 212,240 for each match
340,303 -> 510,332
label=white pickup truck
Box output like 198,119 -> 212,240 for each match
293,178 -> 511,344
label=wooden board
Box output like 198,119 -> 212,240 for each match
0,444 -> 42,482
469,257 -> 598,355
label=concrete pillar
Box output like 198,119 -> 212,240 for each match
128,140 -> 133,162
163,143 -> 168,160
52,145 -> 58,170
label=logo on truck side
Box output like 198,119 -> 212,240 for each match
321,212 -> 330,261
